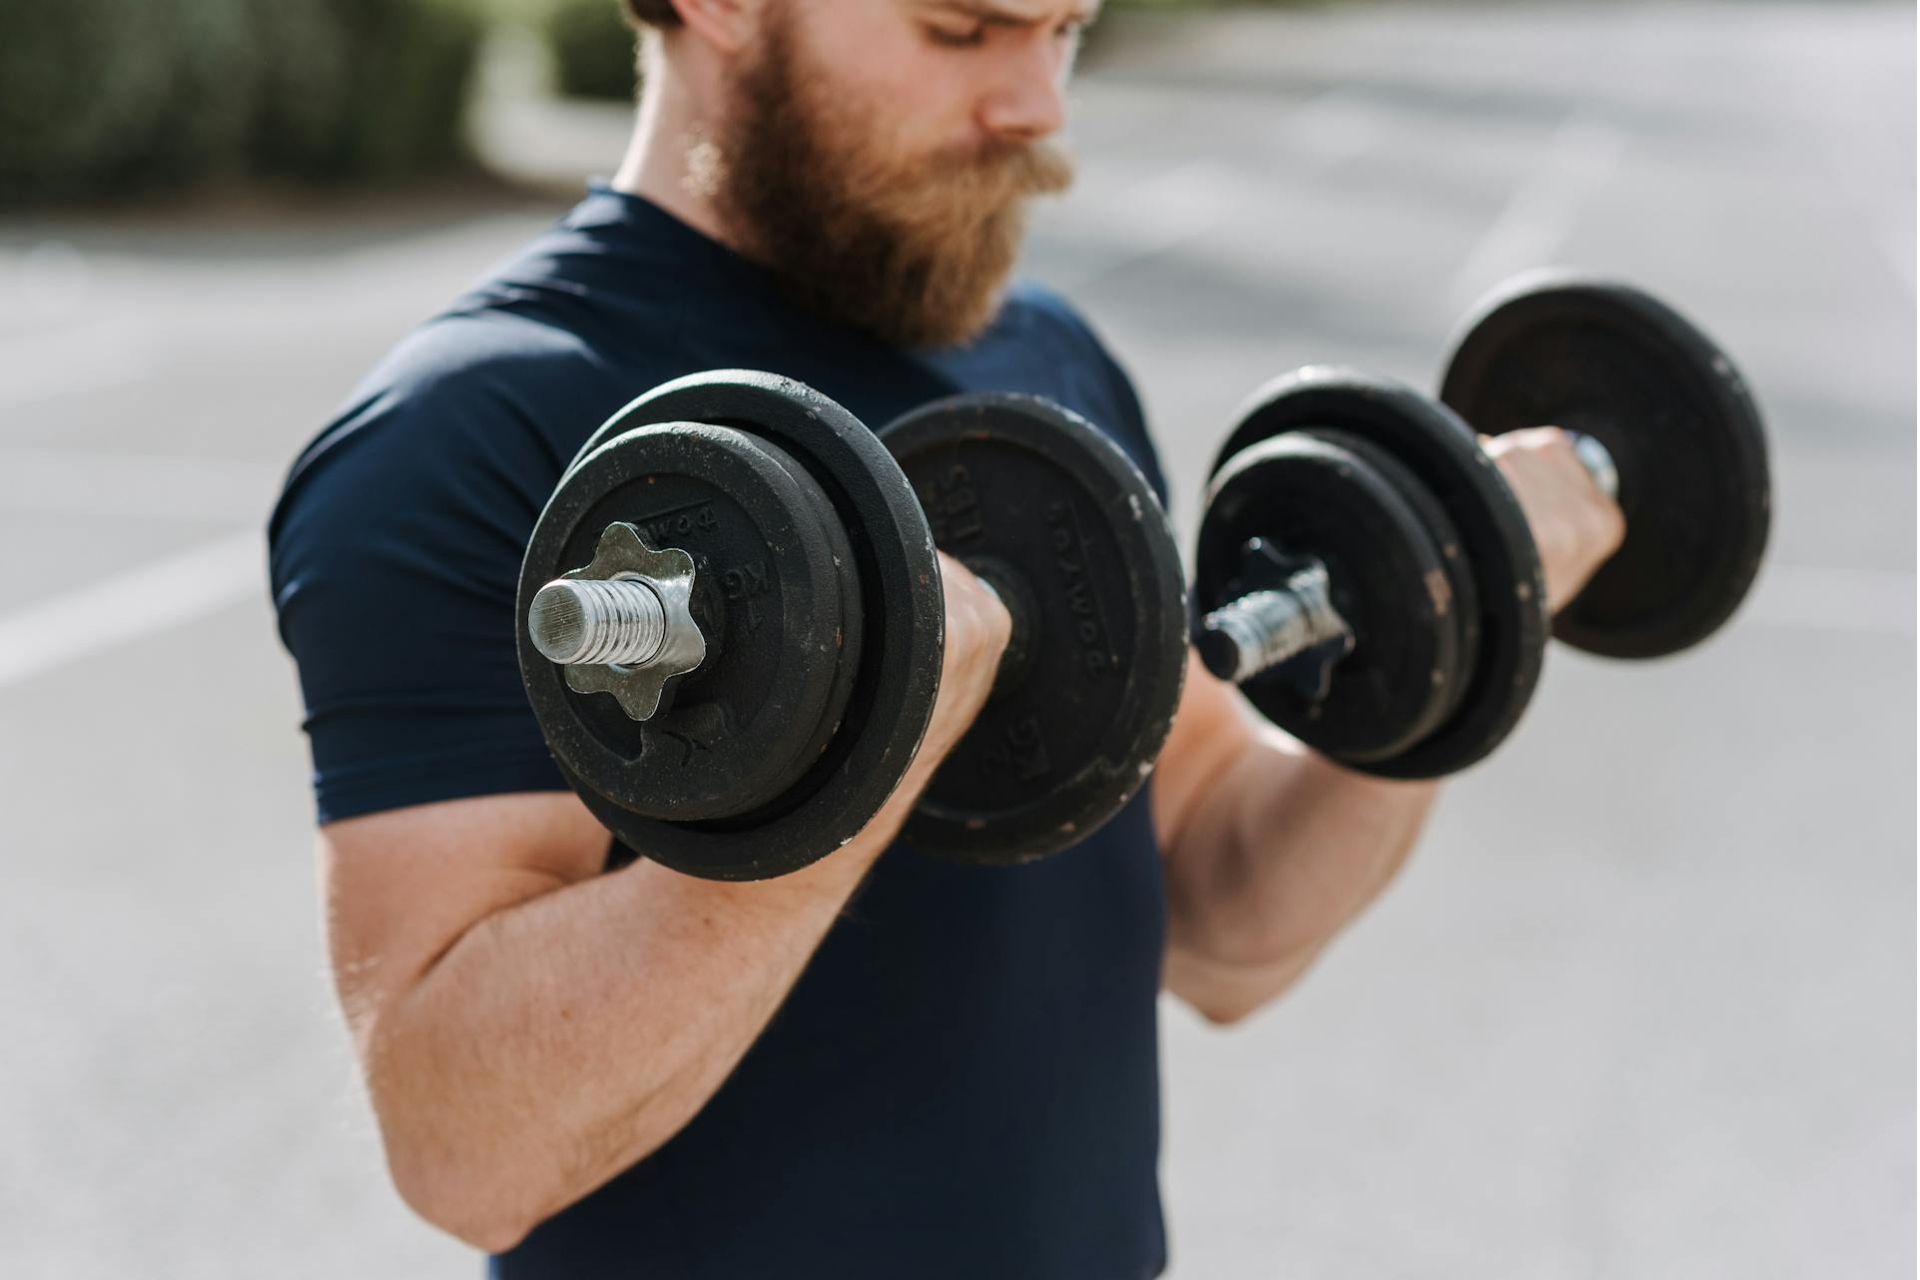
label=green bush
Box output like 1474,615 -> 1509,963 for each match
546,0 -> 639,101
0,0 -> 249,200
0,0 -> 487,205
244,0 -> 489,180
247,2 -> 357,176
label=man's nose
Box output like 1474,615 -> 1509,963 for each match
978,39 -> 1068,142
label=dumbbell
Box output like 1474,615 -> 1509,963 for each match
1193,275 -> 1771,778
516,370 -> 1188,881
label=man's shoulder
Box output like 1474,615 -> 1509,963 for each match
263,305 -> 622,821
273,300 -> 678,541
969,280 -> 1165,505
998,280 -> 1107,352
993,281 -> 1139,408
284,314 -> 527,473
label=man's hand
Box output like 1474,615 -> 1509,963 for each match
907,553 -> 1012,784
1482,427 -> 1626,613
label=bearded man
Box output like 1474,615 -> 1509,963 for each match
268,0 -> 1623,1275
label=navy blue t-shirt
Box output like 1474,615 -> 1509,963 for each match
270,185 -> 1172,1279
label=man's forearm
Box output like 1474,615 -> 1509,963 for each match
1163,725 -> 1439,1022
368,812 -> 897,1251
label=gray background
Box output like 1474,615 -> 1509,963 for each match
1,1 -> 1911,1275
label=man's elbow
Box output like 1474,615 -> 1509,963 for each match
373,1064 -> 687,1254
1166,940 -> 1321,1027
370,1054 -> 549,1254
387,1133 -> 542,1254
1188,990 -> 1265,1027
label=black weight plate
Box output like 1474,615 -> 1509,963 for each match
1440,273 -> 1772,658
1209,369 -> 1548,779
1307,430 -> 1484,736
1197,431 -> 1475,764
880,394 -> 1188,862
522,372 -> 943,881
522,423 -> 857,822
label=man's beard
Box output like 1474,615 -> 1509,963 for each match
709,18 -> 1074,350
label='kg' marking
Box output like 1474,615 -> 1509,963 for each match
918,465 -> 985,544
723,560 -> 769,632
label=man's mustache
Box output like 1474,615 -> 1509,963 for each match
968,138 -> 1076,197
870,137 -> 1072,220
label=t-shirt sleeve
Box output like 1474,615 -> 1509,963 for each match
268,319 -> 581,825
1082,336 -> 1170,516
1019,288 -> 1172,516
1014,286 -> 1192,635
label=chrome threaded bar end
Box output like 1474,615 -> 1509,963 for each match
527,522 -> 707,722
529,577 -> 671,667
1198,564 -> 1351,685
1568,431 -> 1620,502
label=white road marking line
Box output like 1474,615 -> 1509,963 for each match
1156,87 -> 1387,223
0,321 -> 160,416
1819,139 -> 1915,302
1281,87 -> 1384,166
1072,88 -> 1387,290
0,448 -> 279,523
1447,114 -> 1628,314
1113,159 -> 1243,261
1778,28 -> 1916,301
1738,564 -> 1915,636
0,530 -> 263,691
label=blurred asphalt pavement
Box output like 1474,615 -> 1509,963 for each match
1,2 -> 1912,1276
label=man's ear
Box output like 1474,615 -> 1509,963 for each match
669,0 -> 764,55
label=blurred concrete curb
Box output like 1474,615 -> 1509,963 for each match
470,23 -> 636,198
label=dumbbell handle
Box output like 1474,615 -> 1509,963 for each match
1201,428 -> 1619,688
539,434 -> 1615,693
1565,431 -> 1619,502
534,556 -> 1029,702
1197,564 -> 1350,684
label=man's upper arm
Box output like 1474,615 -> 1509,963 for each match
321,792 -> 611,1047
1152,654 -> 1331,1020
1150,653 -> 1260,857
270,323 -> 633,1031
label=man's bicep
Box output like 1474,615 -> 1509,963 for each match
1151,656 -> 1326,1017
1150,653 -> 1261,855
320,793 -> 612,1043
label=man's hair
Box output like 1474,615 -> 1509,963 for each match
622,0 -> 682,28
